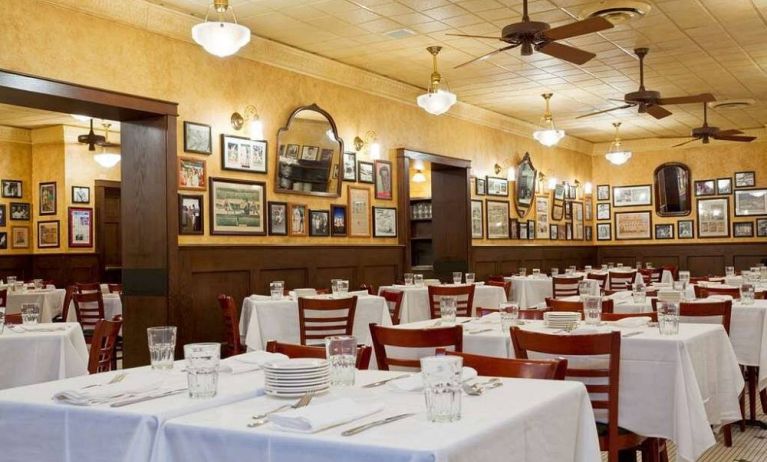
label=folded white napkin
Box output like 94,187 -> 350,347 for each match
569,325 -> 612,335
477,312 -> 501,323
221,350 -> 289,374
613,316 -> 651,328
473,281 -> 485,286
53,377 -> 165,406
270,398 -> 383,433
706,295 -> 734,302
387,367 -> 478,392
608,291 -> 633,301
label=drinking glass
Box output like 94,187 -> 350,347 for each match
6,276 -> 16,285
325,335 -> 357,387
672,281 -> 685,292
337,280 -> 349,296
0,307 -> 5,334
500,303 -> 519,332
414,274 -> 424,287
741,283 -> 756,305
601,264 -> 608,271
404,273 -> 414,286
331,279 -> 342,297
452,272 -> 462,285
635,262 -> 642,270
184,343 -> 220,399
440,296 -> 457,324
518,268 -> 527,277
147,326 -> 177,370
270,281 -> 284,300
658,302 -> 679,335
32,279 -> 43,290
607,263 -> 614,269
645,262 -> 653,269
725,266 -> 735,277
20,303 -> 40,325
584,265 -> 592,272
568,265 -> 577,274
632,285 -> 647,304
465,273 -> 475,285
578,280 -> 593,299
678,271 -> 690,286
551,267 -> 559,276
583,295 -> 602,325
420,355 -> 462,423
532,268 -> 541,278
616,263 -> 624,269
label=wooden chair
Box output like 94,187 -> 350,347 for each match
107,284 -> 123,294
75,282 -> 102,294
0,289 -> 6,307
438,349 -> 567,380
697,285 -> 741,299
427,285 -> 475,319
216,294 -> 245,358
587,272 -> 608,290
608,271 -> 636,291
379,289 -> 404,325
369,323 -> 463,370
601,312 -> 658,323
639,268 -> 663,284
53,285 -> 74,323
359,283 -> 376,295
297,296 -> 357,345
4,313 -> 22,324
486,279 -> 511,300
476,307 -> 549,320
265,340 -> 372,370
87,317 -> 123,374
111,314 -> 123,370
551,276 -> 584,298
545,297 -> 614,314
487,275 -> 506,282
72,291 -> 105,343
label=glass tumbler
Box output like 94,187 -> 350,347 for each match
337,280 -> 349,296
725,266 -> 735,277
331,279 -> 342,297
741,283 -> 756,305
500,303 -> 519,332
465,273 -> 475,285
658,301 -> 679,335
414,274 -> 424,287
632,286 -> 647,304
583,295 -> 602,325
584,265 -> 592,272
452,272 -> 463,285
33,279 -> 43,290
325,335 -> 357,387
421,355 -> 463,423
270,281 -> 284,300
532,268 -> 541,278
147,326 -> 177,370
440,296 -> 457,324
518,268 -> 527,277
404,273 -> 414,286
184,343 -> 220,399
21,303 -> 40,325
551,268 -> 559,277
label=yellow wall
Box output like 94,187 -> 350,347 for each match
30,127 -> 65,254
0,135 -> 32,254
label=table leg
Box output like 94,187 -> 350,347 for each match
741,366 -> 767,429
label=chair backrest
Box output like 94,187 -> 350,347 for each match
265,340 -> 372,370
4,313 -> 21,324
662,264 -> 678,280
551,276 -> 584,298
87,317 -> 123,374
699,286 -> 740,299
75,282 -> 102,294
0,289 -> 6,307
440,349 -> 567,380
58,285 -> 74,323
586,272 -> 608,289
297,296 -> 357,345
545,297 -> 614,314
639,268 -> 662,283
476,306 -> 549,320
608,271 -> 636,290
486,279 -> 511,299
72,291 -> 105,332
216,294 -> 244,357
359,283 -> 376,296
487,275 -> 506,282
379,290 -> 404,325
369,323 -> 463,370
601,311 -> 658,322
427,285 -> 476,319
681,300 -> 733,335
107,284 -> 123,294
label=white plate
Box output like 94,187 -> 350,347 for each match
265,380 -> 330,389
264,371 -> 330,381
262,358 -> 329,371
265,386 -> 330,398
266,383 -> 330,393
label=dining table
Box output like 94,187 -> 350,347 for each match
4,287 -> 67,323
65,292 -> 123,323
376,284 -> 507,324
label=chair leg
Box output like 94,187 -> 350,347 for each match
659,439 -> 669,462
748,366 -> 758,421
739,392 -> 746,432
760,387 -> 767,414
723,423 -> 732,447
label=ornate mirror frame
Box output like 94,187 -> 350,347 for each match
654,162 -> 692,217
514,152 -> 537,218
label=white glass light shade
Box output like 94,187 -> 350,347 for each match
412,171 -> 426,183
533,128 -> 565,147
416,89 -> 457,115
369,142 -> 381,160
250,119 -> 264,140
192,21 -> 251,57
605,150 -> 632,165
584,182 -> 593,195
94,152 -> 121,168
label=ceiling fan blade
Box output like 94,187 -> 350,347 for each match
673,138 -> 701,148
575,104 -> 634,119
657,136 -> 695,139
712,135 -> 756,142
714,129 -> 743,137
646,104 -> 672,119
454,43 -> 520,69
536,42 -> 596,65
542,16 -> 613,41
446,33 -> 503,40
656,93 -> 716,105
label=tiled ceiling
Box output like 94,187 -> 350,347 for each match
149,0 -> 767,142
0,103 -> 117,130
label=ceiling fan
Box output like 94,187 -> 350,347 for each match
77,120 -> 120,151
577,48 -> 715,120
449,0 -> 614,69
663,103 -> 756,147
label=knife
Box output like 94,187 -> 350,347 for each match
109,388 -> 187,407
361,374 -> 410,388
341,413 -> 416,436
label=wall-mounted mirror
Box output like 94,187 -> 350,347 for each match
275,104 -> 343,197
654,162 -> 691,216
515,152 -> 537,217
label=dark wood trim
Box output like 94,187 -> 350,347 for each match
398,148 -> 471,169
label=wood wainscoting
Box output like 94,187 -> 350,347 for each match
0,253 -> 99,286
471,245 -> 597,280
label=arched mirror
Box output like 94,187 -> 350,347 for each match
275,104 -> 343,197
515,152 -> 537,217
654,162 -> 691,216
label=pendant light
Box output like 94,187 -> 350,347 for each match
532,93 -> 565,147
192,0 -> 251,58
93,123 -> 121,169
605,122 -> 632,165
416,46 -> 457,116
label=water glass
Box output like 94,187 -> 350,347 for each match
551,267 -> 559,276
270,281 -> 284,300
601,264 -> 608,271
658,302 -> 680,335
331,279 -> 342,297
325,335 -> 357,387
420,355 -> 462,423
532,268 -> 541,278
33,279 -> 43,290
414,274 -> 424,287
465,273 -> 475,285
678,271 -> 690,285
607,263 -> 614,269
741,283 -> 756,305
583,295 -> 602,325
616,263 -> 624,269
0,307 -> 5,334
672,281 -> 685,292
337,280 -> 349,296
452,272 -> 462,285
578,280 -> 593,298
21,303 -> 40,325
6,276 -> 16,285
568,265 -> 577,274
440,296 -> 457,324
725,266 -> 735,277
645,262 -> 653,269
584,265 -> 592,272
632,286 -> 647,304
518,267 -> 527,277
184,343 -> 220,399
635,262 -> 642,270
404,273 -> 414,286
500,303 -> 519,332
147,326 -> 177,370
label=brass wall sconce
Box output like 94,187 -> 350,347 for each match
493,160 -> 516,181
230,104 -> 264,139
353,130 -> 381,159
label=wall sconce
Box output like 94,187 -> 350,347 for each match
353,130 -> 381,160
493,162 -> 516,181
412,159 -> 426,183
230,104 -> 264,140
584,182 -> 593,195
536,172 -> 546,193
547,177 -> 558,191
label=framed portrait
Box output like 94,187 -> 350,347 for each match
597,203 -> 610,221
614,211 -> 652,240
178,157 -> 207,191
209,178 -> 266,235
222,134 -> 267,174
1,180 -> 22,198
596,222 -> 611,241
527,220 -> 535,240
564,201 -> 572,220
733,221 -> 754,238
567,184 -> 577,200
348,185 -> 371,237
68,207 -> 93,247
373,206 -> 397,238
284,144 -> 300,160
757,218 -> 767,237
39,182 -> 56,215
734,189 -> 767,216
319,149 -> 334,162
558,224 -> 567,240
565,222 -> 572,240
552,204 -> 564,221
374,160 -> 393,200
475,178 -> 486,196
572,201 -> 584,240
300,145 -> 319,161
716,178 -> 732,195
519,221 -> 528,240
183,121 -> 212,155
37,220 -> 59,248
585,225 -> 593,241
0,204 -> 5,226
485,200 -> 510,239
510,218 -> 519,239
735,171 -> 756,188
0,232 -> 6,249
553,184 -> 566,202
678,220 -> 694,239
178,194 -> 204,235
342,152 -> 357,182
10,202 -> 30,221
470,200 -> 483,239
596,185 -> 610,201
549,224 -> 558,240
11,226 -> 29,249
697,197 -> 729,238
309,210 -> 330,237
289,203 -> 308,236
357,161 -> 374,184
584,198 -> 593,222
694,179 -> 716,197
267,201 -> 288,236
71,186 -> 90,204
613,185 -> 652,207
486,176 -> 509,197
331,204 -> 347,237
535,197 -> 549,239
654,223 -> 674,240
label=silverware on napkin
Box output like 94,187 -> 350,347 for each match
109,387 -> 187,407
341,413 -> 416,436
247,392 -> 314,428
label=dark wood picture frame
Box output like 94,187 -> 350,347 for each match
342,152 -> 356,182
734,188 -> 767,217
68,207 -> 93,248
654,223 -> 674,240
757,218 -> 767,237
485,200 -> 510,239
37,220 -> 60,248
10,202 -> 30,221
71,186 -> 90,204
614,211 -> 653,240
373,206 -> 397,238
733,221 -> 754,238
677,219 -> 694,239
735,171 -> 756,189
716,178 -> 732,195
221,134 -> 268,174
183,121 -> 212,155
694,179 -> 716,197
177,156 -> 207,191
374,160 -> 393,200
209,178 -> 266,236
475,177 -> 486,196
331,204 -> 347,237
178,194 -> 204,235
596,222 -> 611,241
596,184 -> 610,201
308,209 -> 330,236
1,179 -> 22,198
267,201 -> 288,236
288,203 -> 308,236
0,204 -> 5,227
39,182 -> 56,215
357,161 -> 375,184
612,184 -> 652,207
486,176 -> 509,197
697,197 -> 730,238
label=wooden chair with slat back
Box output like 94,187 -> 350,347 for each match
359,283 -> 376,296
601,312 -> 658,323
587,272 -> 608,290
379,290 -> 404,325
698,286 -> 741,299
369,323 -> 463,370
438,349 -> 567,380
5,313 -> 22,324
75,282 -> 102,294
216,294 -> 245,358
639,268 -> 663,284
545,297 -> 615,314
476,307 -> 550,320
265,340 -> 372,370
72,291 -> 105,343
427,285 -> 475,319
551,276 -> 584,298
111,314 -> 123,370
107,284 -> 123,295
680,299 -> 733,335
53,285 -> 74,323
0,289 -> 6,307
486,279 -> 511,300
87,317 -> 123,374
487,275 -> 505,282
297,296 -> 357,345
608,271 -> 636,291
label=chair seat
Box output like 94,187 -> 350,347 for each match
596,423 -> 647,451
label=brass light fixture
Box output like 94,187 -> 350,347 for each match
605,122 -> 632,165
192,0 -> 251,57
353,130 -> 381,159
416,46 -> 457,116
230,104 -> 263,140
493,161 -> 516,181
532,93 -> 565,147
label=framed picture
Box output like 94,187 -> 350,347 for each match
289,203 -> 308,236
596,185 -> 610,201
558,224 -> 567,240
357,161 -> 374,184
597,203 -> 611,221
527,220 -> 535,240
485,200 -> 510,239
584,198 -> 593,222
178,194 -> 204,235
331,204 -> 347,237
510,218 -> 519,239
209,178 -> 266,235
565,223 -> 572,240
654,223 -> 674,240
1,180 -> 22,198
373,206 -> 397,238
183,121 -> 212,155
585,225 -> 592,241
564,201 -> 572,220
0,204 -> 4,226
11,226 -> 29,249
535,197 -> 549,239
222,134 -> 267,174
694,180 -> 716,197
267,201 -> 288,236
757,218 -> 767,237
549,224 -> 558,240
309,210 -> 330,236
284,144 -> 300,160
348,185 -> 371,237
475,178 -> 486,196
678,220 -> 694,239
613,185 -> 652,207
567,184 -> 577,200
614,211 -> 652,240
553,184 -> 566,202
319,149 -> 334,162
596,222 -> 611,241
486,177 -> 509,197
342,152 -> 357,182
470,200 -> 483,239
374,160 -> 393,200
551,204 -> 564,221
716,178 -> 732,195
572,201 -> 584,240
178,157 -> 207,191
519,221 -> 528,240
300,145 -> 319,161
697,197 -> 729,238
10,203 -> 30,221
733,221 -> 754,238
37,220 -> 59,248
71,186 -> 90,204
734,189 -> 767,216
68,207 -> 93,247
39,182 -> 56,215
0,232 -> 6,249
735,171 -> 756,188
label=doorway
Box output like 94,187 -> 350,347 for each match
95,180 -> 121,283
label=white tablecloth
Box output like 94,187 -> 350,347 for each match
65,293 -> 123,322
377,285 -> 507,323
0,322 -> 88,389
505,276 -> 600,308
158,370 -> 600,462
5,288 -> 66,323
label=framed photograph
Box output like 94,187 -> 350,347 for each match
470,200 -> 483,239
71,186 -> 90,204
527,220 -> 535,240
614,211 -> 652,240
733,221 -> 754,238
319,149 -> 334,162
596,184 -> 610,201
209,178 -> 266,235
289,203 -> 308,236
565,223 -> 572,240
183,121 -> 212,155
697,198 -> 729,238
584,198 -> 593,222
613,185 -> 652,207
510,218 -> 519,239
716,178 -> 732,195
558,224 -> 567,240
552,204 -> 564,221
585,225 -> 593,241
694,180 -> 716,197
519,221 -> 528,240
309,210 -> 330,236
0,204 -> 4,226
10,202 -> 30,221
178,157 -> 207,191
342,152 -> 357,182
11,226 -> 29,249
68,207 -> 93,248
348,185 -> 371,237
735,171 -> 756,188
553,184 -> 566,202
535,197 -> 549,239
475,178 -> 486,196
734,189 -> 767,216
300,145 -> 319,161
678,220 -> 694,239
655,223 -> 674,240
373,206 -> 397,238
284,144 -> 300,160
757,218 -> 767,237
1,180 -> 22,198
39,182 -> 56,215
222,134 -> 267,174
572,201 -> 584,240
596,222 -> 611,241
178,194 -> 204,235
357,161 -> 374,184
486,177 -> 509,197
485,200 -> 510,239
597,203 -> 611,221
0,232 -> 6,249
564,201 -> 572,220
267,201 -> 288,236
567,184 -> 577,200
37,220 -> 59,248
374,160 -> 393,200
549,224 -> 558,240
331,204 -> 347,237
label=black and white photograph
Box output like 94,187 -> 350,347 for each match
584,225 -> 592,241
549,224 -> 558,240
342,152 -> 356,181
2,180 -> 22,198
553,184 -> 565,202
597,203 -> 610,221
678,220 -> 694,239
0,204 -> 5,227
716,178 -> 732,195
471,200 -> 483,239
285,144 -> 300,160
486,176 -> 508,196
519,220 -> 528,240
374,160 -> 392,200
527,220 -> 535,240
486,200 -> 509,239
0,232 -> 6,249
222,134 -> 267,173
596,184 -> 610,201
331,204 -> 347,237
654,223 -> 674,240
475,178 -> 486,196
183,121 -> 212,154
300,145 -> 319,161
597,222 -> 611,241
178,194 -> 203,235
267,201 -> 288,236
357,161 -> 374,184
10,202 -> 30,221
694,179 -> 716,197
613,185 -> 652,207
373,206 -> 397,237
510,218 -> 519,239
735,171 -> 756,188
309,209 -> 330,236
734,189 -> 767,216
757,218 -> 767,237
71,186 -> 90,204
209,178 -> 266,235
733,221 -> 754,237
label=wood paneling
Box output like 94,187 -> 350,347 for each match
472,245 -> 597,279
0,253 -> 98,286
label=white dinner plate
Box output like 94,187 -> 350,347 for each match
262,358 -> 329,371
264,371 -> 330,380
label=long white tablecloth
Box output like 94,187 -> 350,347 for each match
65,293 -> 123,323
5,288 -> 66,323
376,285 -> 507,323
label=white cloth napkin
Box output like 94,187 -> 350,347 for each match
477,311 -> 501,323
269,398 -> 384,433
613,316 -> 651,328
53,377 -> 165,406
705,295 -> 734,302
608,291 -> 633,301
221,351 -> 289,374
569,325 -> 613,335
387,367 -> 478,392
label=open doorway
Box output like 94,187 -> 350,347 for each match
95,180 -> 121,283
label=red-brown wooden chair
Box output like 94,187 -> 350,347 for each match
72,291 -> 105,344
379,289 -> 404,325
88,317 -> 123,374
359,283 -> 376,296
4,313 -> 22,324
486,279 -> 511,300
53,285 -> 74,323
487,274 -> 506,282
427,285 -> 475,319
551,276 -> 584,298
369,323 -> 463,370
265,340 -> 372,370
587,272 -> 609,291
545,297 -> 615,314
216,294 -> 245,358
639,268 -> 663,284
608,271 -> 636,291
107,284 -> 123,295
438,349 -> 567,380
697,286 -> 741,299
75,282 -> 102,294
111,314 -> 123,370
0,289 -> 6,307
297,296 -> 357,345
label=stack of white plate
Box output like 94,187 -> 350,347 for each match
262,358 -> 330,398
544,311 -> 581,329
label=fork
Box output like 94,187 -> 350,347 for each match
247,393 -> 314,428
81,372 -> 127,389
